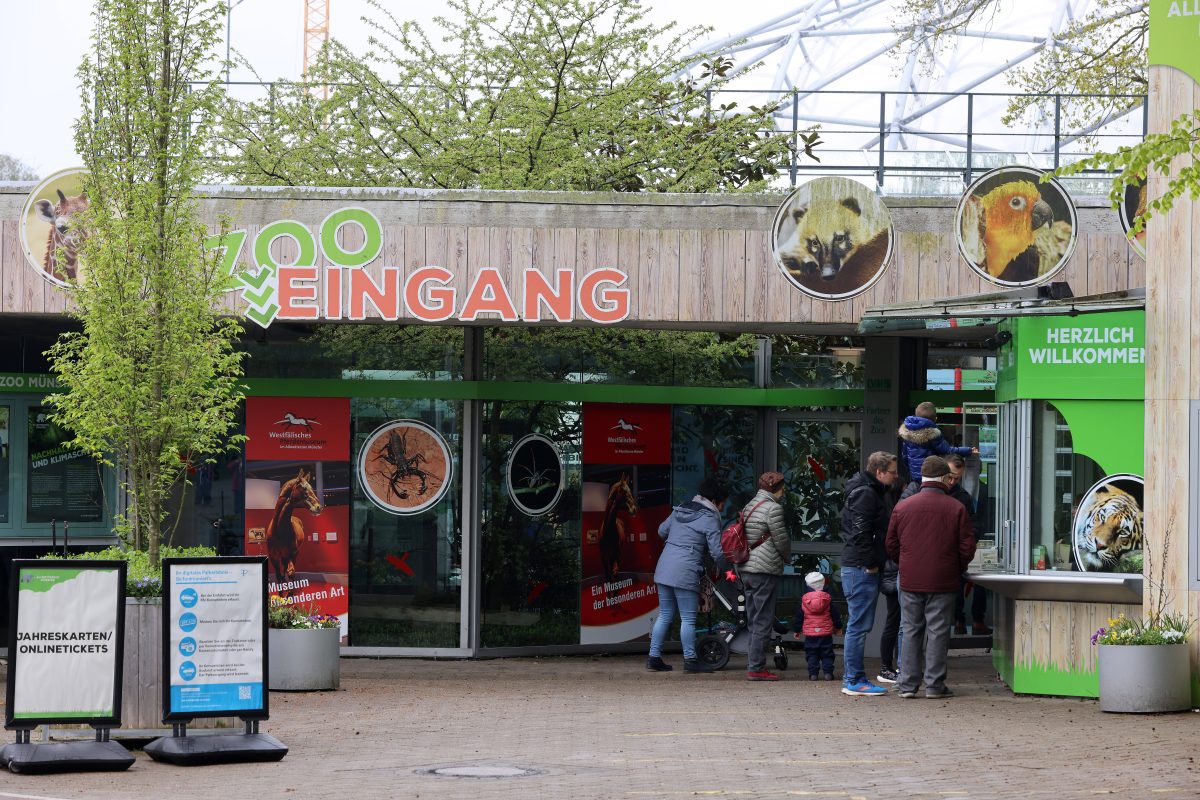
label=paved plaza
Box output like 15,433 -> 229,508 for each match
1,652 -> 1198,799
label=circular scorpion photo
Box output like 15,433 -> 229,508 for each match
357,419 -> 453,515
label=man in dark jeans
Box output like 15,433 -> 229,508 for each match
886,456 -> 976,699
839,451 -> 897,697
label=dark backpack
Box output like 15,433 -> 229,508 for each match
720,500 -> 771,564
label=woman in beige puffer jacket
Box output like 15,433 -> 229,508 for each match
740,472 -> 790,680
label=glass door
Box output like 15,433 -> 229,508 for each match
993,401 -> 1030,574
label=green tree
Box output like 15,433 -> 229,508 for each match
0,154 -> 39,181
215,0 -> 813,191
46,0 -> 245,567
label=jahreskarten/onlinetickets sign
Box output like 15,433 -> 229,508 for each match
6,561 -> 126,726
162,558 -> 268,720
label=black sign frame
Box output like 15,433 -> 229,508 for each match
5,559 -> 127,729
160,556 -> 270,724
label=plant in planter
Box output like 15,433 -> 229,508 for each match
1093,524 -> 1194,713
268,600 -> 341,692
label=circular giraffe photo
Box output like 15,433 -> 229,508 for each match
505,434 -> 565,517
19,167 -> 89,288
358,420 -> 452,515
956,166 -> 1078,287
1118,177 -> 1147,260
771,177 -> 894,301
1072,474 -> 1143,574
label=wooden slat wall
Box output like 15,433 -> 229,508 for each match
1013,599 -> 1142,680
0,195 -> 1141,329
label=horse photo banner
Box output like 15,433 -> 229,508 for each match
6,560 -> 126,727
579,403 -> 672,645
162,557 -> 268,721
244,397 -> 351,642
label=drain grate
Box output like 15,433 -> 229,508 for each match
426,765 -> 540,779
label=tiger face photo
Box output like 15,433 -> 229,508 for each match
1072,477 -> 1143,573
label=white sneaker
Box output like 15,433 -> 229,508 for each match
876,669 -> 898,684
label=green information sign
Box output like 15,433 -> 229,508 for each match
1150,0 -> 1200,85
996,311 -> 1145,402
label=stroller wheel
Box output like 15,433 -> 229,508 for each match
774,651 -> 789,671
695,635 -> 730,671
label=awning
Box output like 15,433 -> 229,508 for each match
858,283 -> 1145,335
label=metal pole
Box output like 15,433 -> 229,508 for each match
226,5 -> 231,84
1053,93 -> 1061,171
878,92 -> 886,190
965,93 -> 974,185
790,92 -> 799,187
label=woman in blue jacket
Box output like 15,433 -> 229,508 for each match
647,477 -> 729,674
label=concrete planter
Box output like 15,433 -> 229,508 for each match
269,627 -> 341,691
1098,643 -> 1192,713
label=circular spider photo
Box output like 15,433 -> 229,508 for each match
956,165 -> 1078,287
1118,177 -> 1147,260
357,419 -> 453,515
1072,473 -> 1143,574
505,434 -> 565,517
771,176 -> 894,301
19,167 -> 89,288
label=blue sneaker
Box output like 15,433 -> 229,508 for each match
841,680 -> 887,696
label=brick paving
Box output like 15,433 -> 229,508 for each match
1,652 -> 1198,800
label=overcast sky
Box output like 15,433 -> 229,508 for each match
0,0 -> 805,177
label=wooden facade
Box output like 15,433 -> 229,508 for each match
0,187 -> 1143,330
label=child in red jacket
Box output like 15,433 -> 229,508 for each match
792,572 -> 843,681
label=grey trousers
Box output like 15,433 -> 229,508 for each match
898,590 -> 956,694
741,572 -> 780,672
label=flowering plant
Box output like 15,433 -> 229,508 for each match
268,598 -> 340,630
1092,521 -> 1192,647
1092,611 -> 1191,646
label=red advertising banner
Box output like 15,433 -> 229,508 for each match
581,403 -> 672,465
244,398 -> 351,642
246,396 -> 350,461
580,403 -> 673,645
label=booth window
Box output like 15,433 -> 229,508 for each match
1029,401 -> 1106,573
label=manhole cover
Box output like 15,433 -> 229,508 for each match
427,765 -> 539,778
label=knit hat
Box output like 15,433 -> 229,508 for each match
805,572 -> 825,591
921,456 -> 951,479
757,471 -> 786,492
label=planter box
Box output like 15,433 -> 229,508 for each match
1098,643 -> 1192,713
269,628 -> 341,691
121,598 -> 234,731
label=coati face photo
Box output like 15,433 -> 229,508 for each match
772,177 -> 894,301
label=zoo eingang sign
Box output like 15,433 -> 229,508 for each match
207,208 -> 632,329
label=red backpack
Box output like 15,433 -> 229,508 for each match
720,500 -> 772,564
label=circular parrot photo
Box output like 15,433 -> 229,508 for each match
1118,177 -> 1147,260
771,177 -> 894,301
956,166 -> 1078,287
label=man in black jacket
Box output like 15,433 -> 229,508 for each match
839,451 -> 898,696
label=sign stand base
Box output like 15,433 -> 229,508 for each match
145,720 -> 287,766
1,728 -> 135,774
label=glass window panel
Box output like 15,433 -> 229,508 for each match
770,346 -> 865,389
671,405 -> 757,520
349,397 -> 462,647
26,406 -> 102,523
480,401 -> 581,648
0,406 -> 8,524
776,418 -> 862,543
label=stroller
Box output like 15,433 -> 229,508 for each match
694,567 -> 790,672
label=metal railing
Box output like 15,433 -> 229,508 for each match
212,81 -> 1147,195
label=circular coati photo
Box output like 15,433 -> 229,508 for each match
956,166 -> 1078,288
771,177 -> 894,301
19,167 -> 90,288
357,419 -> 452,515
1118,177 -> 1147,260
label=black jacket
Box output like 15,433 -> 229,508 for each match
839,470 -> 890,569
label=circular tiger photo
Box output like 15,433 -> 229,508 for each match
1072,474 -> 1143,574
505,434 -> 565,517
357,420 -> 452,515
19,167 -> 89,288
956,166 -> 1078,287
771,177 -> 894,301
1118,177 -> 1147,260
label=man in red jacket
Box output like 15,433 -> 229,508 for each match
885,456 -> 975,699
